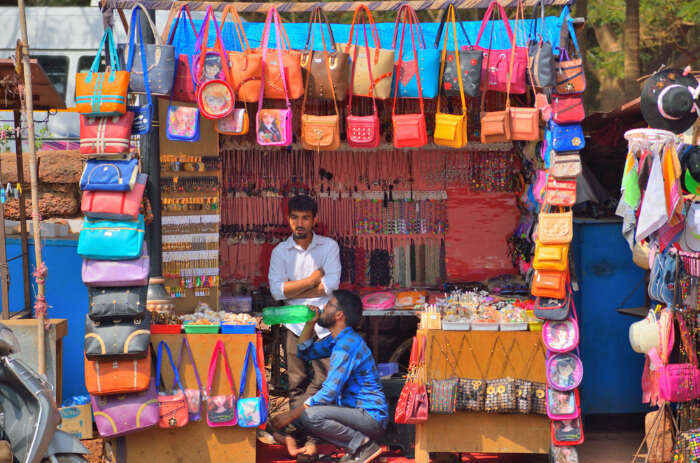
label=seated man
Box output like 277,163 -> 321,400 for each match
271,290 -> 388,463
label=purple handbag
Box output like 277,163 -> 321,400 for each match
91,376 -> 159,437
81,244 -> 150,287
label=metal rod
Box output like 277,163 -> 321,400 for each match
12,111 -> 31,314
0,156 -> 9,319
17,0 -> 46,375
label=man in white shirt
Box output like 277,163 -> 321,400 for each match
268,195 -> 341,427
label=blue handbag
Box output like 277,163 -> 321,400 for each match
550,121 -> 585,152
391,5 -> 440,99
80,158 -> 139,192
126,13 -> 153,136
166,65 -> 201,142
78,215 -> 145,260
236,342 -> 267,428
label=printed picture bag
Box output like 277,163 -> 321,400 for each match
237,342 -> 268,427
206,340 -> 237,427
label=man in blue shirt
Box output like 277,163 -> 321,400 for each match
271,290 -> 388,463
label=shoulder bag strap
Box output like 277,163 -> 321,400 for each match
530,0 -> 546,43
301,7 -> 339,117
505,0 -> 523,105
207,340 -> 237,398
272,7 -> 291,109
348,12 -> 378,115
239,341 -> 264,399
174,336 -> 203,391
478,3 -> 501,115
209,8 -> 233,86
193,6 -> 212,83
475,1 -> 515,48
221,5 -> 250,52
164,4 -> 198,44
126,11 -> 153,110
437,5 -> 466,117
434,2 -> 452,49
392,6 -> 425,118
101,27 -> 121,73
157,341 -> 185,394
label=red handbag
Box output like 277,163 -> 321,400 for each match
474,1 -> 528,94
552,94 -> 585,124
346,11 -> 380,148
544,177 -> 577,207
165,5 -> 199,103
81,174 -> 146,220
395,336 -> 429,424
392,6 -> 427,149
79,113 -> 133,156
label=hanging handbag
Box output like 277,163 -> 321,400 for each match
533,240 -> 569,272
551,153 -> 581,179
484,377 -> 516,413
156,341 -> 189,428
552,94 -> 585,124
346,13 -> 381,148
551,416 -> 584,446
395,336 -> 429,424
174,337 -> 204,422
546,351 -> 583,392
237,342 -> 268,427
530,381 -> 547,415
79,113 -> 133,156
434,2 -> 482,98
508,0 -> 540,141
166,102 -> 200,141
392,7 -> 427,149
546,387 -> 580,420
534,292 -> 571,321
342,4 -> 394,100
538,209 -> 573,244
256,9 -> 293,148
391,5 -> 440,99
480,92 -> 511,144
215,108 -> 249,135
88,285 -> 147,321
163,4 -> 199,103
206,340 -> 237,427
84,311 -> 151,360
456,378 -> 485,412
531,270 -> 568,299
543,307 -> 580,353
82,243 -> 150,287
555,19 -> 586,95
91,375 -> 158,437
76,27 -> 129,116
79,157 -> 139,192
550,120 -> 585,151
434,5 -> 467,149
301,7 -> 349,101
193,7 -> 234,120
78,215 -> 145,261
429,378 -> 458,414
85,353 -> 150,396
528,0 -> 556,88
300,9 -> 341,152
224,6 -> 262,103
250,6 -> 303,100
515,379 -> 533,414
81,173 -> 146,220
545,177 -> 577,207
652,313 -> 700,403
474,1 -> 527,94
551,446 -> 580,463
120,4 -> 175,95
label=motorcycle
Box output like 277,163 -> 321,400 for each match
0,323 -> 89,463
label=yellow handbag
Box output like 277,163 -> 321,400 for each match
434,5 -> 467,148
538,209 -> 573,245
508,0 -> 540,141
532,241 -> 569,271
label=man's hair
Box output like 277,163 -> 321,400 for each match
333,290 -> 363,329
288,195 -> 317,217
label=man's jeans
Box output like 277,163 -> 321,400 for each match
299,406 -> 385,454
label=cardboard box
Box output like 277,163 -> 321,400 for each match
57,403 -> 93,440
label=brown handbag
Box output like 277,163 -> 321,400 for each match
538,209 -> 573,245
508,0 -> 539,141
480,96 -> 511,143
555,21 -> 585,94
301,7 -> 349,101
222,6 -> 262,103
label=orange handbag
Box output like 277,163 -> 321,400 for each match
532,241 -> 569,272
75,27 -> 129,116
85,354 -> 150,395
531,270 -> 568,299
480,99 -> 511,143
538,209 -> 573,245
392,5 -> 427,149
223,6 -> 262,103
249,7 -> 303,100
544,177 -> 577,206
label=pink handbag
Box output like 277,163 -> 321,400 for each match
474,1 -> 527,94
651,313 -> 700,402
206,340 -> 237,427
546,387 -> 580,420
79,112 -> 134,155
81,173 -> 146,221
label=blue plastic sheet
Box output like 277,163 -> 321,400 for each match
62,395 -> 90,407
169,16 -> 570,57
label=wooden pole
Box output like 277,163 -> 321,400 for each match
12,111 -> 31,313
17,0 -> 45,375
0,156 -> 9,320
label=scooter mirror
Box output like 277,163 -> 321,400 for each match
0,324 -> 20,355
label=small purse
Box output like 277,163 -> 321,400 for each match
84,311 -> 151,360
544,177 -> 577,207
533,241 -> 569,272
484,377 -> 516,413
237,342 -> 268,427
550,445 -> 579,463
534,292 -> 571,321
79,113 -> 133,156
552,94 -> 585,124
429,378 -> 458,414
546,387 -> 580,420
551,416 -> 584,446
77,215 -> 145,261
206,340 -> 237,427
79,158 -> 138,192
166,101 -> 200,141
551,153 -> 582,179
531,270 -> 568,299
538,209 -> 573,244
543,316 -> 580,353
456,378 -> 485,412
174,337 -> 204,422
215,108 -> 249,136
531,382 -> 547,415
550,120 -> 585,152
156,341 -> 189,428
546,351 -> 583,392
88,286 -> 147,321
515,379 -> 532,414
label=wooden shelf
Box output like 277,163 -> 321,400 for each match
160,170 -> 220,178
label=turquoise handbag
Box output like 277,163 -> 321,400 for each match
78,215 -> 145,260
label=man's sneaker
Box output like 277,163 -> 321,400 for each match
339,441 -> 382,463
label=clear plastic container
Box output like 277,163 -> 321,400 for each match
262,305 -> 314,325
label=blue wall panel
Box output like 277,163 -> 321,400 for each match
3,238 -> 88,402
573,221 -> 647,414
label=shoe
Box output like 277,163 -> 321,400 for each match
339,441 -> 382,463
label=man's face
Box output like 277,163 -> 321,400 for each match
289,210 -> 316,239
318,298 -> 340,329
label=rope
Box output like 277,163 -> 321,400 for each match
32,262 -> 50,327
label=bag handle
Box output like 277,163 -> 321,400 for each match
475,1 -> 515,49
529,0 -> 546,42
165,4 -> 198,45
157,341 -> 186,394
558,7 -> 580,58
391,4 -> 427,51
434,1 -> 473,49
207,340 -> 236,398
348,12 -> 378,116
505,0 -> 525,106
126,9 -> 153,111
173,336 -> 203,391
301,7 -> 339,118
221,5 -> 250,52
258,7 -> 291,111
239,341 -> 265,399
90,27 -> 120,75
391,5 -> 425,118
436,4 -> 466,118
303,6 -> 339,54
479,2 -> 506,115
344,5 -> 382,62
195,7 -> 233,87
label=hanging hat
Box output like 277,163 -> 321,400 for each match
641,68 -> 699,134
680,202 -> 700,252
680,145 -> 700,195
